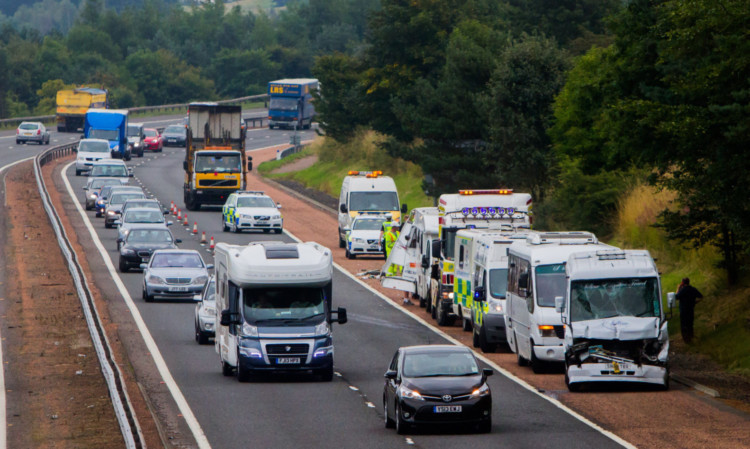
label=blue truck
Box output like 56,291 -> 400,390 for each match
267,78 -> 318,130
84,109 -> 131,160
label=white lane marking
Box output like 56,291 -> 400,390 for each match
280,228 -> 636,449
0,157 -> 32,449
61,162 -> 211,449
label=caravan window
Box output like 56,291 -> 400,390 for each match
242,287 -> 325,324
535,264 -> 566,307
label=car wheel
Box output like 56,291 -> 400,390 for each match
436,302 -> 454,326
515,333 -> 528,367
473,327 -> 480,348
196,322 -> 209,344
565,367 -> 581,392
425,296 -> 432,313
262,229 -> 271,234
477,418 -> 492,433
15,140 -> 20,145
118,258 -> 128,273
221,360 -> 234,377
338,229 -> 345,248
75,169 -> 82,176
232,223 -> 239,233
395,403 -> 408,435
479,324 -> 497,353
530,341 -> 544,374
222,217 -> 229,232
142,288 -> 153,302
104,221 -> 112,229
274,229 -> 282,234
318,365 -> 334,382
384,396 -> 395,429
345,249 -> 353,259
463,315 -> 472,332
236,354 -> 251,382
85,203 -> 92,211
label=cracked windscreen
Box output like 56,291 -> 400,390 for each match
570,278 -> 660,322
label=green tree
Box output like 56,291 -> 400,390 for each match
34,79 -> 73,115
312,52 -> 369,141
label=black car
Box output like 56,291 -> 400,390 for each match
383,345 -> 493,434
118,228 -> 181,272
162,124 -> 187,147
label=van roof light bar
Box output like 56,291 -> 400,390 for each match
459,189 -> 513,195
348,170 -> 383,177
237,190 -> 265,195
596,250 -> 627,260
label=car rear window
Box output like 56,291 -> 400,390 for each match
19,123 -> 39,130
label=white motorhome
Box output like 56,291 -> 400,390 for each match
559,249 -> 670,391
337,171 -> 407,248
507,232 -> 615,373
453,229 -> 530,352
432,190 -> 532,327
379,207 -> 440,307
214,241 -> 347,382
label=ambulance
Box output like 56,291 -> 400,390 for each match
337,171 -> 407,249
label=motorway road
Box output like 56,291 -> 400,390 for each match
50,119 -> 625,448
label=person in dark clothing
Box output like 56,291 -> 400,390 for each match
675,277 -> 703,344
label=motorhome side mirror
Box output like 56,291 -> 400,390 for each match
220,309 -> 232,326
667,292 -> 675,309
129,172 -> 134,178
82,186 -> 88,190
183,161 -> 188,171
206,264 -> 214,270
421,255 -> 429,269
431,240 -> 441,259
175,239 -> 182,244
384,370 -> 398,380
166,221 -> 173,226
276,203 -> 282,209
401,203 -> 408,214
474,286 -> 486,302
555,296 -> 564,313
163,210 -> 169,215
482,368 -> 494,377
333,307 -> 347,324
339,204 -> 348,213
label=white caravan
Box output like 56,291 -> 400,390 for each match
214,241 -> 347,382
507,232 -> 615,373
559,249 -> 670,390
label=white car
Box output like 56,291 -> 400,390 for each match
345,214 -> 388,259
16,121 -> 50,145
76,139 -> 113,176
221,191 -> 283,234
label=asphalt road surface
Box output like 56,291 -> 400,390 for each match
53,117 -> 624,448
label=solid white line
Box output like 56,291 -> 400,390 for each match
61,162 -> 211,449
0,156 -> 36,449
280,228 -> 636,449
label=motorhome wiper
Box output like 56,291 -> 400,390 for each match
297,313 -> 325,321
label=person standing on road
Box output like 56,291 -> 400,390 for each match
675,277 -> 703,344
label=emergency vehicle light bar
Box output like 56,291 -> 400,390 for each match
459,189 -> 513,195
348,170 -> 383,177
460,207 -> 517,217
236,190 -> 265,195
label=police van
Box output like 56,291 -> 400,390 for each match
452,229 -> 529,352
559,249 -> 670,390
214,241 -> 347,381
507,232 -> 615,373
432,189 -> 532,327
337,171 -> 407,249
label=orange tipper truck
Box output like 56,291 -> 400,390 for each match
56,87 -> 108,132
183,102 -> 249,211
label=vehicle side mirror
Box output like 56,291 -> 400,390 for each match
343,227 -> 350,232
555,296 -> 564,313
276,203 -> 282,209
401,203 -> 408,214
163,210 -> 169,215
667,292 -> 675,309
113,220 -> 121,225
82,186 -> 88,190
139,263 -> 147,270
332,307 -> 347,324
193,294 -> 202,301
247,161 -> 253,171
474,286 -> 486,302
421,255 -> 429,269
482,368 -> 493,378
129,172 -> 134,178
175,239 -> 182,244
166,221 -> 173,226
183,161 -> 188,171
340,204 -> 348,213
431,240 -> 441,259
206,264 -> 214,270
384,370 -> 398,380
220,309 -> 232,326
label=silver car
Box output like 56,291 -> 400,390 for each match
194,277 -> 216,344
83,177 -> 127,210
16,122 -> 50,145
104,191 -> 147,228
115,207 -> 173,250
141,250 -> 213,302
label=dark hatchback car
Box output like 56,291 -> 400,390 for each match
383,345 -> 493,434
161,124 -> 187,147
118,228 -> 181,272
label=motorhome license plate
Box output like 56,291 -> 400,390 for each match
434,406 -> 462,413
611,362 -> 631,373
169,286 -> 188,292
276,357 -> 300,364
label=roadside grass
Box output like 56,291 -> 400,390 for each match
260,129 -> 432,210
611,183 -> 750,376
257,147 -> 315,175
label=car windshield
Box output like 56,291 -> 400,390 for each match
237,197 -> 275,208
127,229 -> 173,243
110,193 -> 144,205
269,97 -> 298,111
489,268 -> 508,299
349,191 -> 399,212
79,140 -> 110,153
151,253 -> 203,268
91,165 -> 127,177
91,179 -> 121,189
204,282 -> 216,303
242,287 -> 325,324
195,154 -> 241,173
125,210 -> 163,223
144,129 -> 158,137
19,123 -> 39,130
164,126 -> 185,135
353,219 -> 385,231
571,278 -> 660,322
99,186 -> 114,199
124,201 -> 159,211
535,264 -> 567,307
127,126 -> 141,137
403,352 -> 480,377
89,129 -> 119,141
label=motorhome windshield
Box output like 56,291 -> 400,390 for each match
441,229 -> 457,260
535,264 -> 566,307
349,192 -> 399,212
195,154 -> 241,173
570,278 -> 660,322
89,129 -> 119,141
242,287 -> 325,325
489,268 -> 508,299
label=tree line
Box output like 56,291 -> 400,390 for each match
312,0 -> 749,284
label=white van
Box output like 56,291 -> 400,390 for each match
337,171 -> 406,248
506,232 -> 615,373
560,249 -> 670,390
75,138 -> 113,176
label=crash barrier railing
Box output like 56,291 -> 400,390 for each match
34,145 -> 143,449
0,93 -> 270,128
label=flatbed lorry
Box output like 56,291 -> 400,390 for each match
56,87 -> 108,132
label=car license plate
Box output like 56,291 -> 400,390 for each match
434,406 -> 462,413
611,361 -> 631,373
141,257 -> 149,262
276,357 -> 300,364
24,132 -> 33,136
168,139 -> 176,142
169,286 -> 188,292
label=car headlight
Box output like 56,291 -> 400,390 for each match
272,214 -> 281,219
471,383 -> 491,397
239,346 -> 262,358
240,214 -> 252,219
398,385 -> 424,401
122,229 -> 130,236
121,248 -> 135,256
241,322 -> 258,337
353,238 -> 366,243
314,321 -> 330,336
89,194 -> 97,200
194,275 -> 208,285
107,210 -> 116,215
448,292 -> 454,300
201,305 -> 216,316
147,275 -> 166,285
488,298 -> 503,314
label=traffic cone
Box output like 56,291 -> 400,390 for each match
192,222 -> 198,234
209,236 -> 215,250
170,201 -> 175,213
183,214 -> 189,226
200,232 -> 207,245
177,209 -> 182,220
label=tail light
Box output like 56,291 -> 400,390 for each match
37,129 -> 41,135
441,274 -> 454,285
16,129 -> 19,134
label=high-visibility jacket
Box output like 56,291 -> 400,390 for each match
385,229 -> 399,256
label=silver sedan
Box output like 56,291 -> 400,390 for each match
141,249 -> 213,302
194,277 -> 216,344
